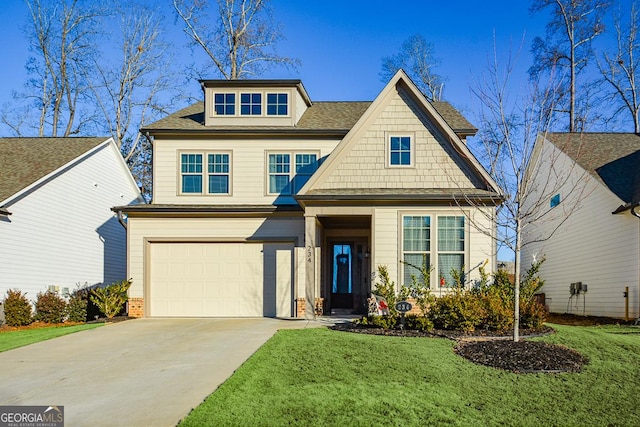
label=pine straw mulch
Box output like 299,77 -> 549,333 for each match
0,316 -> 134,332
327,312 -> 631,374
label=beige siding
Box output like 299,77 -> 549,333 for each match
153,138 -> 340,205
371,207 -> 496,292
316,89 -> 475,191
127,216 -> 304,300
521,141 -> 640,319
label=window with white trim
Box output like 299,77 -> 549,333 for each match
267,93 -> 288,116
402,216 -> 431,286
214,93 -> 235,115
267,152 -> 318,195
389,135 -> 412,166
437,216 -> 465,287
401,214 -> 466,288
240,93 -> 262,115
207,153 -> 230,194
180,152 -> 231,195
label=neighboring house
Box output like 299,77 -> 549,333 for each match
114,70 -> 502,318
521,133 -> 640,319
0,137 -> 144,302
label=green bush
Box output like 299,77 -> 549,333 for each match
403,314 -> 434,332
90,279 -> 132,319
520,298 -> 548,329
481,291 -> 514,331
66,284 -> 89,323
429,289 -> 486,332
3,289 -> 33,327
34,290 -> 67,323
372,266 -> 401,317
355,315 -> 398,329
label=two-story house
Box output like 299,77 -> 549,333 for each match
114,70 -> 502,318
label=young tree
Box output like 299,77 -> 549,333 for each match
529,0 -> 610,132
464,43 -> 593,341
598,2 -> 640,133
380,34 -> 445,102
173,0 -> 298,79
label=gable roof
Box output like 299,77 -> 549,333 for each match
545,133 -> 640,210
0,137 -> 111,204
297,69 -> 501,201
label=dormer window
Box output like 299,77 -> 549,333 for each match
267,93 -> 288,116
214,93 -> 235,115
241,93 -> 262,115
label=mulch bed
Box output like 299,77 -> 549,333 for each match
329,315 -> 605,374
0,316 -> 134,332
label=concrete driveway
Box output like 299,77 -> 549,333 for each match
0,317 -> 329,427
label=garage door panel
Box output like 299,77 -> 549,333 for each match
149,242 -> 292,317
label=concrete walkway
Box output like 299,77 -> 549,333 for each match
0,317 -> 334,427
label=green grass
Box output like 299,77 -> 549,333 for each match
180,324 -> 640,427
0,323 -> 103,352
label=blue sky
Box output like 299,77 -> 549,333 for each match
0,0 -> 550,124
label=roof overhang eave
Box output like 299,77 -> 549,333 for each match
139,128 -> 350,138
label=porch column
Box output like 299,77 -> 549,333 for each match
304,214 -> 318,319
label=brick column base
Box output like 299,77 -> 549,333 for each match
128,298 -> 144,318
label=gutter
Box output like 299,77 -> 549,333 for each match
115,210 -> 127,230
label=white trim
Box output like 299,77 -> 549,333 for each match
386,132 -> 416,168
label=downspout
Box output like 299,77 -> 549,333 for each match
633,206 -> 640,322
115,210 -> 127,230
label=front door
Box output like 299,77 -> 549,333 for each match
329,241 -> 368,312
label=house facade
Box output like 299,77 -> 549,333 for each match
115,71 -> 501,318
521,133 -> 640,320
0,137 -> 144,301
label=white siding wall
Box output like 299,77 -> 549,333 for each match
521,142 -> 640,319
127,216 -> 304,299
0,143 -> 141,301
153,138 -> 340,205
372,206 -> 496,292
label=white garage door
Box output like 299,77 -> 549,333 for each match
149,242 -> 292,317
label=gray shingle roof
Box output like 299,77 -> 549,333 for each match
142,100 -> 475,136
431,101 -> 477,135
0,137 -> 108,203
546,133 -> 640,205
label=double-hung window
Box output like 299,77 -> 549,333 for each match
438,216 -> 465,287
208,153 -> 230,194
241,93 -> 262,115
181,154 -> 203,193
267,93 -> 288,116
214,93 -> 235,115
268,152 -> 318,195
402,216 -> 431,286
389,135 -> 412,166
268,154 -> 291,194
180,152 -> 230,195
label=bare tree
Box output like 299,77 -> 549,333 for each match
87,3 -> 176,200
462,43 -> 593,341
14,0 -> 104,137
599,3 -> 640,133
380,34 -> 445,102
529,0 -> 610,132
173,0 -> 298,79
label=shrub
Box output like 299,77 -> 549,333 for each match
520,298 -> 548,329
90,279 -> 132,319
372,266 -> 401,317
429,289 -> 486,332
481,291 -> 514,331
403,314 -> 434,332
66,284 -> 89,323
402,255 -> 435,316
34,290 -> 67,323
355,315 -> 397,329
3,289 -> 33,326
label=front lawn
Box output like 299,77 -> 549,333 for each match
180,324 -> 640,427
0,323 -> 103,352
